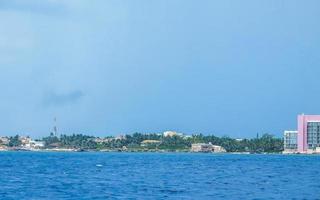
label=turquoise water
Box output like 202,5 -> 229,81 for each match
0,152 -> 319,200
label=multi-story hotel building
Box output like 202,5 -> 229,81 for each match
284,114 -> 320,154
298,114 -> 320,153
283,131 -> 298,153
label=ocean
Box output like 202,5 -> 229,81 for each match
0,152 -> 319,200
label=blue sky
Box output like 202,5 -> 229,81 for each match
0,0 -> 319,138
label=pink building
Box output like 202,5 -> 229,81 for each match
297,114 -> 320,153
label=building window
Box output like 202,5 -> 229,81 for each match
307,122 -> 320,149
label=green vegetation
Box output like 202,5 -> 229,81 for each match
3,132 -> 283,153
8,135 -> 22,147
40,132 -> 283,153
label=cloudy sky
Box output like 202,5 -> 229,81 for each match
0,0 -> 319,138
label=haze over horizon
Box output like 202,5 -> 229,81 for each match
0,0 -> 320,138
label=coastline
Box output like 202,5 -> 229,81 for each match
2,149 -> 320,155
0,147 -> 251,153
0,148 -> 289,154
1,147 -> 318,155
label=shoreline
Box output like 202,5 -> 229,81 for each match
1,148 -> 317,155
0,147 -> 260,154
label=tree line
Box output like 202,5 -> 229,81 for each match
1,133 -> 283,153
38,132 -> 283,153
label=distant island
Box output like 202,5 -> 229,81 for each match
0,131 -> 283,153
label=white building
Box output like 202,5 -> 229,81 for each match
0,136 -> 9,145
191,143 -> 226,153
25,140 -> 45,149
212,145 -> 226,153
31,141 -> 45,148
283,130 -> 298,154
163,131 -> 183,137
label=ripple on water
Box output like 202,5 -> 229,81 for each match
0,152 -> 319,199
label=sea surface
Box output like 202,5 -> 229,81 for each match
0,152 -> 319,200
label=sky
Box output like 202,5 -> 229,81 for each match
0,0 -> 320,138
